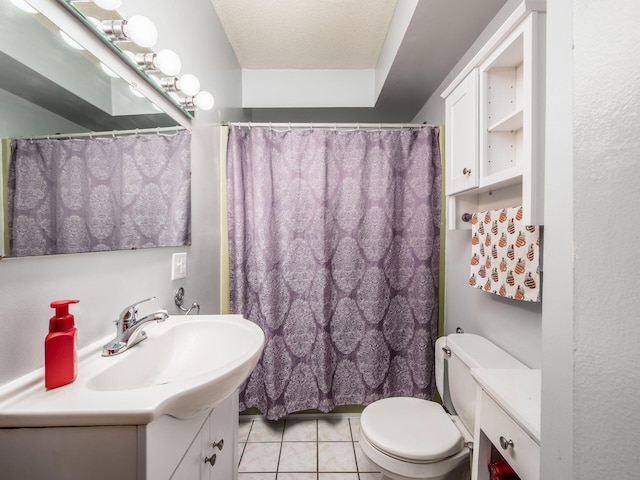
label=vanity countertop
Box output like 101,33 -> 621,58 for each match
471,368 -> 541,443
0,315 -> 264,428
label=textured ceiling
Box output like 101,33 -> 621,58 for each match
210,0 -> 398,69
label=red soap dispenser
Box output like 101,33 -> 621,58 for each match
45,299 -> 80,389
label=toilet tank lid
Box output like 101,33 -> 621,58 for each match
446,334 -> 528,370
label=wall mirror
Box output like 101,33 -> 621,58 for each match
1,0 -> 193,257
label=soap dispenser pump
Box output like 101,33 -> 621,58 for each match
45,299 -> 80,389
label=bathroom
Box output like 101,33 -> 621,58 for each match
0,0 -> 638,479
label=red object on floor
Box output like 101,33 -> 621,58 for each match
488,458 -> 519,480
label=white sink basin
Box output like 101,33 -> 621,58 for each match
0,315 -> 264,427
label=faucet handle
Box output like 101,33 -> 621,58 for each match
118,296 -> 156,324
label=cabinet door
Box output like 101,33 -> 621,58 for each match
445,68 -> 479,195
171,427 -> 210,480
171,410 -> 213,480
206,393 -> 239,480
171,393 -> 239,480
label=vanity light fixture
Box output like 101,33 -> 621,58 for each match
91,0 -> 122,10
161,73 -> 201,97
180,91 -> 215,111
101,15 -> 158,48
194,91 -> 215,110
135,49 -> 182,77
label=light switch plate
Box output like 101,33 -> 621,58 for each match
171,252 -> 187,280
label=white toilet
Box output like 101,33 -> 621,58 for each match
359,333 -> 527,480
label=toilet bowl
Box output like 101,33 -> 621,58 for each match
358,334 -> 527,480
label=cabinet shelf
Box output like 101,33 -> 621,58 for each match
488,108 -> 523,132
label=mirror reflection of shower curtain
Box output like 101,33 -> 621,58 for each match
7,131 -> 191,256
226,125 -> 442,420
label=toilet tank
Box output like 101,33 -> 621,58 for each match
445,334 -> 528,434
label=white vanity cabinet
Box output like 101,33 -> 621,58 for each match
442,1 -> 546,229
0,392 -> 239,480
170,392 -> 237,480
470,369 -> 541,480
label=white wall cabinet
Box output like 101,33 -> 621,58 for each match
445,68 -> 479,195
0,392 -> 239,480
442,2 -> 546,229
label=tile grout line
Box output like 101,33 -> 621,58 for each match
238,419 -> 253,468
349,418 -> 362,480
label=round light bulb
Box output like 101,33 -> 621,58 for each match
123,15 -> 157,48
194,91 -> 215,110
92,0 -> 122,10
177,73 -> 200,96
154,49 -> 182,76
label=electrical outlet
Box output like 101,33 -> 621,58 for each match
171,252 -> 187,280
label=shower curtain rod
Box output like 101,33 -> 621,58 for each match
226,122 -> 436,130
18,125 -> 188,141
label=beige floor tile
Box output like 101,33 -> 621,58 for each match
283,419 -> 318,442
238,474 -> 277,480
318,474 -> 358,480
277,473 -> 317,480
278,442 -> 317,472
317,418 -> 352,441
358,473 -> 381,480
349,418 -> 361,440
353,442 -> 380,473
239,442 -> 281,472
249,419 -> 286,442
238,442 -> 246,466
318,442 -> 357,472
239,419 -> 253,442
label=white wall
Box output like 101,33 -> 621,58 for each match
554,1 -> 639,478
0,0 -> 245,385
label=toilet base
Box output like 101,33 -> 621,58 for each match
377,459 -> 469,480
359,431 -> 470,480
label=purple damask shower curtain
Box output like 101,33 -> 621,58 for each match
227,126 -> 441,420
8,131 -> 191,256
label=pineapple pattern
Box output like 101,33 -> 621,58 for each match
469,206 -> 541,302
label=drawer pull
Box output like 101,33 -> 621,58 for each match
212,439 -> 224,451
204,453 -> 217,467
462,167 -> 472,175
499,436 -> 514,450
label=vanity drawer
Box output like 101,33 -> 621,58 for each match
479,391 -> 540,480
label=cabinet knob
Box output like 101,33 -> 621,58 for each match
499,436 -> 514,450
204,453 -> 217,467
462,167 -> 472,176
212,439 -> 224,451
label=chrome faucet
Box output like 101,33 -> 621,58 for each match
102,297 -> 169,356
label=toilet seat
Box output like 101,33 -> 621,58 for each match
360,397 -> 465,463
